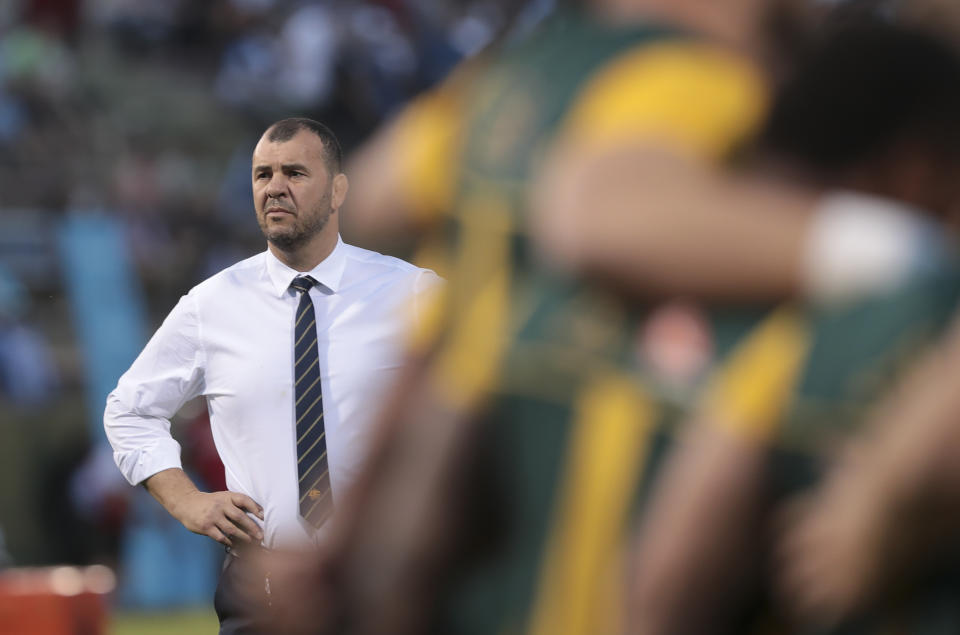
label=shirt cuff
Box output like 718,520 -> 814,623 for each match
114,437 -> 184,486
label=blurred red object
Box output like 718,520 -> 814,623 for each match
0,566 -> 114,635
183,411 -> 227,492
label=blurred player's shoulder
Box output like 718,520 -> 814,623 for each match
785,259 -> 960,435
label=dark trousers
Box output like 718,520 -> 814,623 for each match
214,551 -> 273,635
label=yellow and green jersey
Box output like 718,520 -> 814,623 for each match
437,274 -> 960,635
388,7 -> 960,635
409,7 -> 767,409
397,7 -> 764,634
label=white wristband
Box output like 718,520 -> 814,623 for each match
804,191 -> 948,304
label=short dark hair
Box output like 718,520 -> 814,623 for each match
761,21 -> 960,171
265,117 -> 343,173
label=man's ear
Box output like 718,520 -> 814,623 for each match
332,173 -> 349,210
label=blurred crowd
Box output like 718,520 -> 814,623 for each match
0,0 -> 517,312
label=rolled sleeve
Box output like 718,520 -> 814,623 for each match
104,292 -> 205,485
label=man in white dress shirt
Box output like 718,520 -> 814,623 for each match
104,118 -> 441,632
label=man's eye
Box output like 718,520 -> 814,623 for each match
255,173 -> 270,180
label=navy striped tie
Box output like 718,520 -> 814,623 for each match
290,275 -> 331,527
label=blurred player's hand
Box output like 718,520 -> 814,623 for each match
775,444 -> 895,625
779,336 -> 960,627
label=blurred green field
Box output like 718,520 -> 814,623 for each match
110,609 -> 219,634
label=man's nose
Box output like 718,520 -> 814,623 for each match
265,174 -> 287,196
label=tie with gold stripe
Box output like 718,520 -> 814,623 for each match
290,276 -> 331,527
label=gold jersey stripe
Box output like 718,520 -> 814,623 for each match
701,307 -> 812,441
431,197 -> 513,409
528,374 -> 655,635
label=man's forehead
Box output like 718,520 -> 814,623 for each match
252,130 -> 326,164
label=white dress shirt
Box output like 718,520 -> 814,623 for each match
105,236 -> 442,548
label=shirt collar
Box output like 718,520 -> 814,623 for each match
264,235 -> 347,297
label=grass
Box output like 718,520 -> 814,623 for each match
110,608 -> 220,634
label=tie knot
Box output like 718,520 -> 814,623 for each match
290,276 -> 317,294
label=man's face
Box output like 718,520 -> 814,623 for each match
252,130 -> 336,251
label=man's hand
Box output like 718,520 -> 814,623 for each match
143,468 -> 264,547
173,490 -> 264,547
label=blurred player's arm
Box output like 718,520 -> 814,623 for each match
317,354 -> 479,635
530,43 -> 933,303
628,420 -> 768,635
628,308 -> 812,634
534,145 -> 813,300
778,315 -> 960,624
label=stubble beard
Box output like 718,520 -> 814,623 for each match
259,194 -> 333,252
